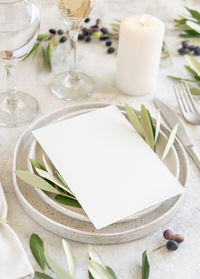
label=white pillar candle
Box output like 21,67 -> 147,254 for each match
115,14 -> 165,96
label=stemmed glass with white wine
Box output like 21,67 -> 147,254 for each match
0,0 -> 40,127
50,0 -> 95,100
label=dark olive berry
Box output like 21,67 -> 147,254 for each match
87,29 -> 93,36
100,27 -> 108,34
84,17 -> 90,23
163,229 -> 173,240
85,36 -> 91,42
91,26 -> 99,33
172,234 -> 184,244
181,40 -> 190,48
78,34 -> 85,40
60,36 -> 67,43
107,47 -> 115,54
189,45 -> 196,51
194,46 -> 200,56
106,40 -> 112,47
49,29 -> 56,35
82,28 -> 88,36
178,48 -> 189,55
96,19 -> 101,25
58,29 -> 64,35
99,35 -> 110,41
166,240 -> 179,251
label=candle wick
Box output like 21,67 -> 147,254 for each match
140,15 -> 146,27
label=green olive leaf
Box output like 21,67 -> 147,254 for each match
155,110 -> 161,144
106,266 -> 118,279
186,20 -> 200,33
45,250 -> 72,279
186,55 -> 200,77
185,65 -> 200,80
30,158 -> 46,171
162,124 -> 179,160
30,234 -> 45,271
125,103 -> 144,138
24,42 -> 40,61
140,105 -> 155,150
62,240 -> 76,278
168,75 -> 200,84
88,245 -> 105,267
55,195 -> 82,208
34,168 -> 73,195
47,43 -> 53,71
37,34 -> 50,41
35,271 -> 54,279
190,87 -> 200,95
110,24 -> 120,32
142,250 -> 150,279
15,170 -> 60,194
88,260 -> 113,279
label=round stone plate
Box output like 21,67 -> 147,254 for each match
12,103 -> 189,244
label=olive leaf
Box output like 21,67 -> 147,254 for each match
55,195 -> 82,208
37,34 -> 50,41
47,43 -> 53,71
140,105 -> 155,150
142,250 -> 150,279
88,260 -> 114,279
168,75 -> 200,84
45,250 -> 72,279
162,124 -> 179,160
34,167 -> 73,195
105,266 -> 118,279
30,234 -> 46,272
125,103 -> 144,138
185,55 -> 200,77
186,20 -> 200,33
41,47 -> 48,69
190,87 -> 200,95
15,170 -> 60,194
88,245 -> 105,267
62,240 -> 76,278
110,24 -> 120,32
42,155 -> 53,175
35,271 -> 54,279
185,7 -> 200,22
155,110 -> 161,144
185,65 -> 200,80
24,42 -> 40,61
30,158 -> 46,171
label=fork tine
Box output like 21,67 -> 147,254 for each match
183,81 -> 198,113
180,82 -> 194,112
177,83 -> 191,112
174,84 -> 186,116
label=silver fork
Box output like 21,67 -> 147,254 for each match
174,82 -> 200,125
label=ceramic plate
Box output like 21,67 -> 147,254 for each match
12,103 -> 189,244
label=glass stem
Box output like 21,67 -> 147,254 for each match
6,64 -> 17,103
66,20 -> 82,81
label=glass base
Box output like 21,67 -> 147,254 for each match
49,72 -> 95,101
0,92 -> 39,127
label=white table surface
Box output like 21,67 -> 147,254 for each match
1,0 -> 200,278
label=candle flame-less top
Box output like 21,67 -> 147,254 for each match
140,15 -> 146,27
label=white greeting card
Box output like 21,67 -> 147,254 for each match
33,105 -> 184,229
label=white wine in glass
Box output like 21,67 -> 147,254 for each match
57,0 -> 93,20
0,0 -> 40,127
50,0 -> 95,101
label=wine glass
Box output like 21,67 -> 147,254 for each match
50,0 -> 95,101
0,0 -> 40,127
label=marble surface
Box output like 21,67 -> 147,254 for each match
1,0 -> 200,278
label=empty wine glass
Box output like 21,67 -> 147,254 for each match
0,0 -> 40,127
50,0 -> 95,101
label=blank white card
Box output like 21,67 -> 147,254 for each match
33,105 -> 184,229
